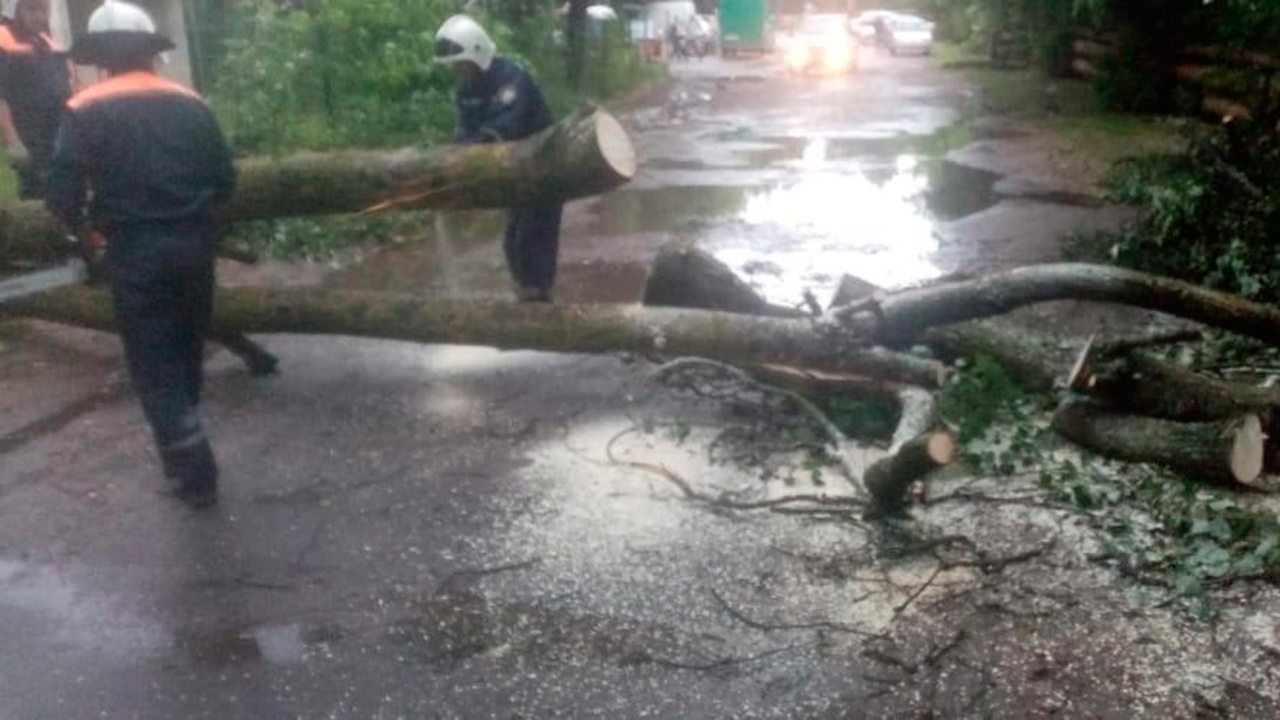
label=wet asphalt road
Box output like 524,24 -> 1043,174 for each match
6,53 -> 1273,719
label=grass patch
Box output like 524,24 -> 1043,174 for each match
0,161 -> 19,202
933,41 -> 988,68
942,61 -> 1181,188
226,207 -> 509,262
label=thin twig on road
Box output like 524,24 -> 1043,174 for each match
708,585 -> 885,638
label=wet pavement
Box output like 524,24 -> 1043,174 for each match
4,53 -> 1280,719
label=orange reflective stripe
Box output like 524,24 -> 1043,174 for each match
0,26 -> 35,54
67,71 -> 202,111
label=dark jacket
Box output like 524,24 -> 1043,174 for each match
0,22 -> 72,162
45,71 -> 235,230
455,57 -> 554,144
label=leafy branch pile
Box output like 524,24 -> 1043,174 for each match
940,354 -> 1280,614
1091,111 -> 1280,301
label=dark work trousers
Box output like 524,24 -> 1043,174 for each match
17,162 -> 43,200
16,140 -> 52,200
503,203 -> 563,292
106,221 -> 218,488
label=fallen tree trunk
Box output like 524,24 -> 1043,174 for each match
0,109 -> 636,265
642,240 -> 801,318
832,263 -> 1280,348
864,431 -> 958,516
1070,343 -> 1280,470
2,285 -> 948,387
1051,399 -> 1265,488
1070,346 -> 1280,423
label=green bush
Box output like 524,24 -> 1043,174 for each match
1098,114 -> 1280,300
210,0 -> 656,155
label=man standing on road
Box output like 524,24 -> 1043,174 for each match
0,0 -> 72,198
45,0 -> 236,507
434,14 -> 562,303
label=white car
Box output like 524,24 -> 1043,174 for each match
885,15 -> 934,56
782,13 -> 858,74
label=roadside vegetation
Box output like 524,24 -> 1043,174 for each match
213,0 -> 659,260
211,0 -> 657,153
941,354 -> 1280,618
916,0 -> 1280,614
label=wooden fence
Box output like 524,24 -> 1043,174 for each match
1071,31 -> 1280,120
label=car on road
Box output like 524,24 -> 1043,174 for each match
884,14 -> 935,56
781,13 -> 858,75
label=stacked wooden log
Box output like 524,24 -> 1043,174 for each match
1062,334 -> 1276,486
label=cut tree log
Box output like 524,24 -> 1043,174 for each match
642,239 -> 800,318
831,263 -> 1280,348
0,109 -> 637,265
864,430 -> 958,516
1051,399 -> 1265,488
828,274 -> 882,309
2,285 -> 949,388
863,386 -> 956,516
1067,343 -> 1279,423
1068,344 -> 1280,470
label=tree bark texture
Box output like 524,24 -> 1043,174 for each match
1072,347 -> 1280,471
833,263 -> 1280,348
865,431 -> 958,516
642,240 -> 802,318
1051,399 -> 1265,487
0,109 -> 636,265
3,285 -> 948,388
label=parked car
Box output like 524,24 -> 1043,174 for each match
781,13 -> 858,74
884,14 -> 934,56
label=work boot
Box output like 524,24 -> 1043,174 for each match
516,285 -> 553,303
160,438 -> 219,509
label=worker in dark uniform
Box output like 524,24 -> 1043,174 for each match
45,0 -> 235,508
0,0 -> 72,198
434,14 -> 562,303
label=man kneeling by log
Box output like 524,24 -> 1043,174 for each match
45,1 -> 235,507
434,14 -> 562,303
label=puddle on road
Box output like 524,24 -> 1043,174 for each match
181,621 -> 343,668
0,559 -> 166,657
592,136 -> 999,304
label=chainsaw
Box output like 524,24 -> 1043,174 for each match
0,232 -> 258,305
0,232 -> 280,375
0,230 -> 106,305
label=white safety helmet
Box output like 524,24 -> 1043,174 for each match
87,0 -> 157,34
434,14 -> 495,71
71,1 -> 173,67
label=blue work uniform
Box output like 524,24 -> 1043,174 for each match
455,57 -> 562,296
45,71 -> 236,494
0,22 -> 72,198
